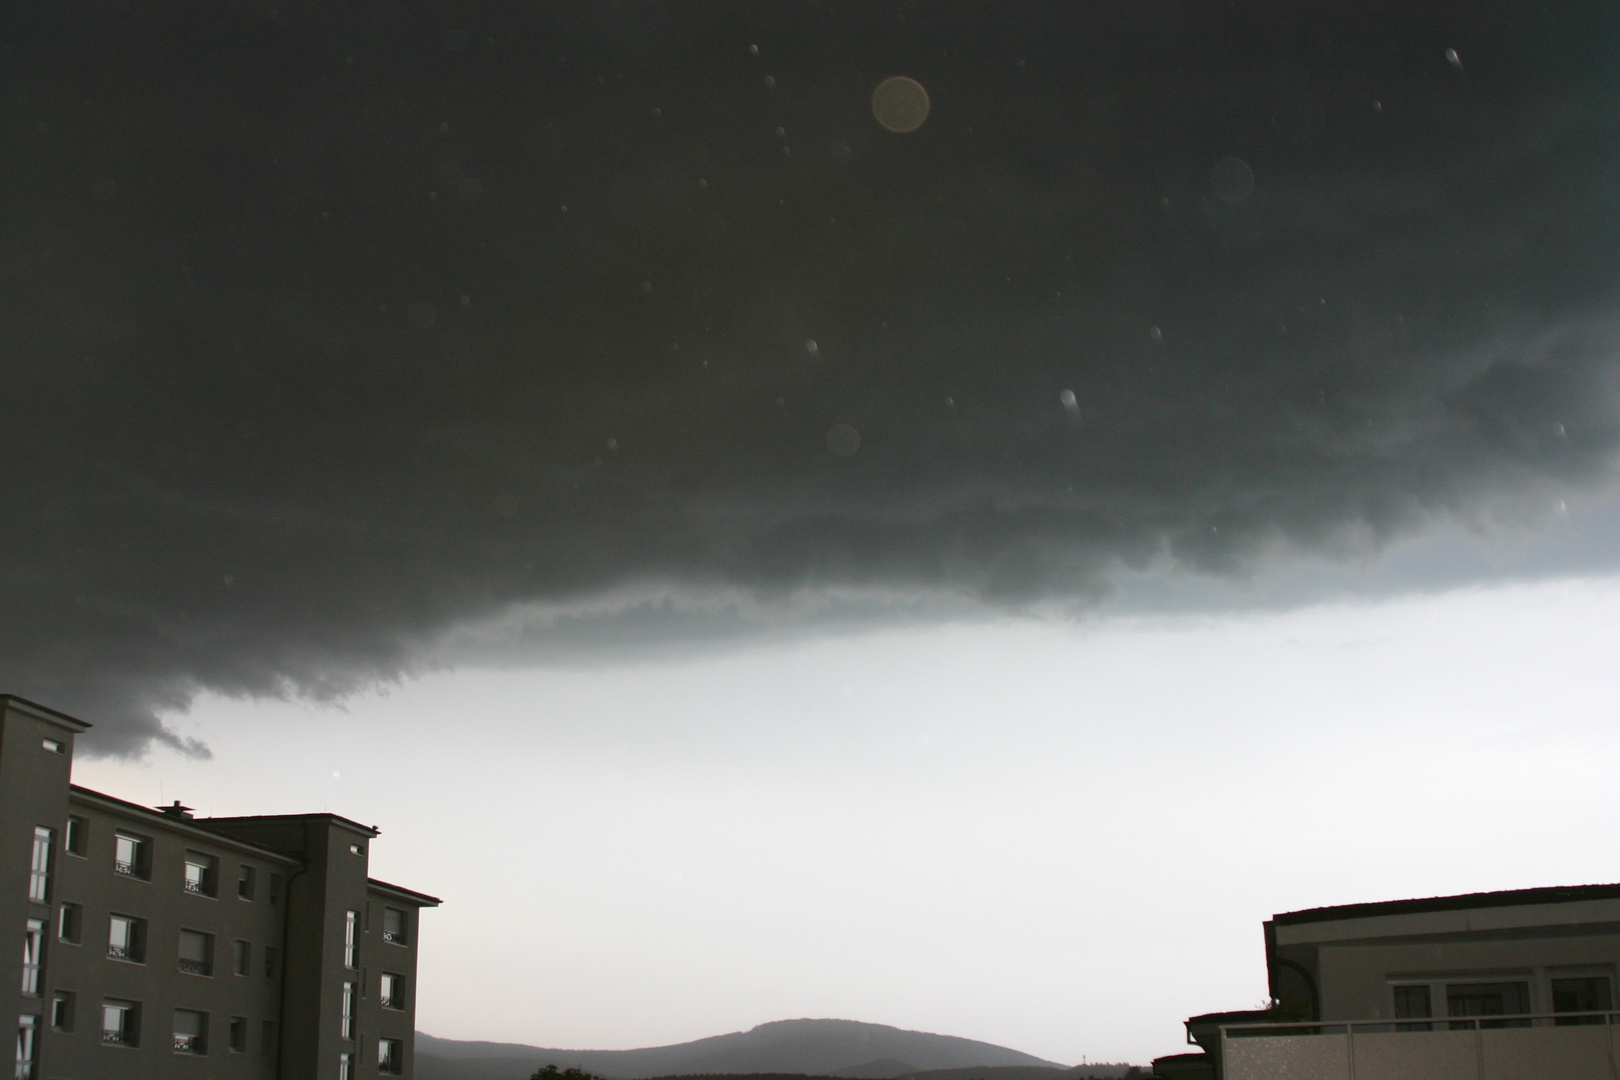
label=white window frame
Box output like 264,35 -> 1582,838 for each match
29,827 -> 53,902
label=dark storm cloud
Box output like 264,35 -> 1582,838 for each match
3,1 -> 1619,752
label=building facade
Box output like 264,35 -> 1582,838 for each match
3,695 -> 440,1080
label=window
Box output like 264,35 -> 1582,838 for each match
339,1051 -> 354,1080
238,864 -> 256,900
1392,983 -> 1431,1031
29,827 -> 52,902
173,1008 -> 208,1055
51,992 -> 75,1034
382,906 -> 407,945
57,902 -> 81,944
344,909 -> 359,967
113,832 -> 149,879
341,980 -> 355,1039
229,1015 -> 248,1052
378,1037 -> 403,1075
65,815 -> 87,856
234,939 -> 252,976
102,999 -> 139,1047
261,1019 -> 276,1057
1552,976 -> 1613,1026
41,737 -> 62,754
380,971 -> 405,1009
183,851 -> 218,896
349,843 -> 364,856
21,920 -> 45,995
264,945 -> 279,979
16,1014 -> 37,1080
178,929 -> 214,976
108,914 -> 145,963
1447,981 -> 1531,1030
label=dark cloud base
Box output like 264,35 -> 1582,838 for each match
2,1 -> 1618,752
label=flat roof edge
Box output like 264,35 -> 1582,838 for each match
1,694 -> 93,732
368,877 -> 442,907
200,811 -> 380,838
1274,883 -> 1620,926
69,785 -> 303,866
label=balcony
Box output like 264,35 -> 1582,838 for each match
182,878 -> 210,895
106,944 -> 136,962
1220,1010 -> 1620,1080
102,1030 -> 136,1047
113,860 -> 140,878
177,957 -> 211,976
173,1034 -> 206,1054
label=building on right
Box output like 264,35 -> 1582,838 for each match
1156,883 -> 1620,1080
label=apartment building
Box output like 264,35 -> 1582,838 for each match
3,695 -> 440,1080
1153,884 -> 1620,1080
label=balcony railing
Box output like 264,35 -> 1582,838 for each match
177,958 -> 211,976
173,1034 -> 206,1054
102,1030 -> 136,1047
113,860 -> 140,877
107,944 -> 136,961
382,931 -> 406,944
183,878 -> 214,896
1220,1009 -> 1620,1080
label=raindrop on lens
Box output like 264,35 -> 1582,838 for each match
1445,48 -> 1463,73
827,423 -> 861,457
872,76 -> 931,133
806,339 -> 819,356
1059,389 -> 1080,418
407,301 -> 437,329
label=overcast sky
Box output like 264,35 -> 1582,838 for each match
7,0 -> 1620,1068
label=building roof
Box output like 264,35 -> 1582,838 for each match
1272,883 -> 1620,926
1,694 -> 93,732
368,877 -> 442,907
199,811 -> 381,838
70,784 -> 302,866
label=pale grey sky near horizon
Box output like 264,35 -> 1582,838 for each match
71,567 -> 1620,1066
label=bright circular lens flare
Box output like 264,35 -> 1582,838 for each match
872,76 -> 930,133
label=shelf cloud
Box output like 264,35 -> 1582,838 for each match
3,2 -> 1617,752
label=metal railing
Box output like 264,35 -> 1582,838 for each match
382,930 -> 406,944
177,957 -> 211,976
113,860 -> 139,877
1220,1010 -> 1620,1080
102,1030 -> 136,1047
106,944 -> 136,961
183,877 -> 214,896
173,1034 -> 206,1054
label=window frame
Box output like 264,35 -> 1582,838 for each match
107,913 -> 146,964
177,928 -> 215,977
183,850 -> 219,897
22,918 -> 45,996
381,906 -> 408,945
57,902 -> 81,944
102,999 -> 140,1048
173,1007 -> 209,1055
51,990 -> 75,1033
380,971 -> 405,1010
228,1015 -> 249,1053
29,827 -> 53,903
113,831 -> 151,880
378,1036 -> 404,1075
64,815 -> 88,857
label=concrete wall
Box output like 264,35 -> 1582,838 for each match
41,791 -> 295,1079
1,699 -> 81,1080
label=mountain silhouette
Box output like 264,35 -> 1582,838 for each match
416,1018 -> 1065,1080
